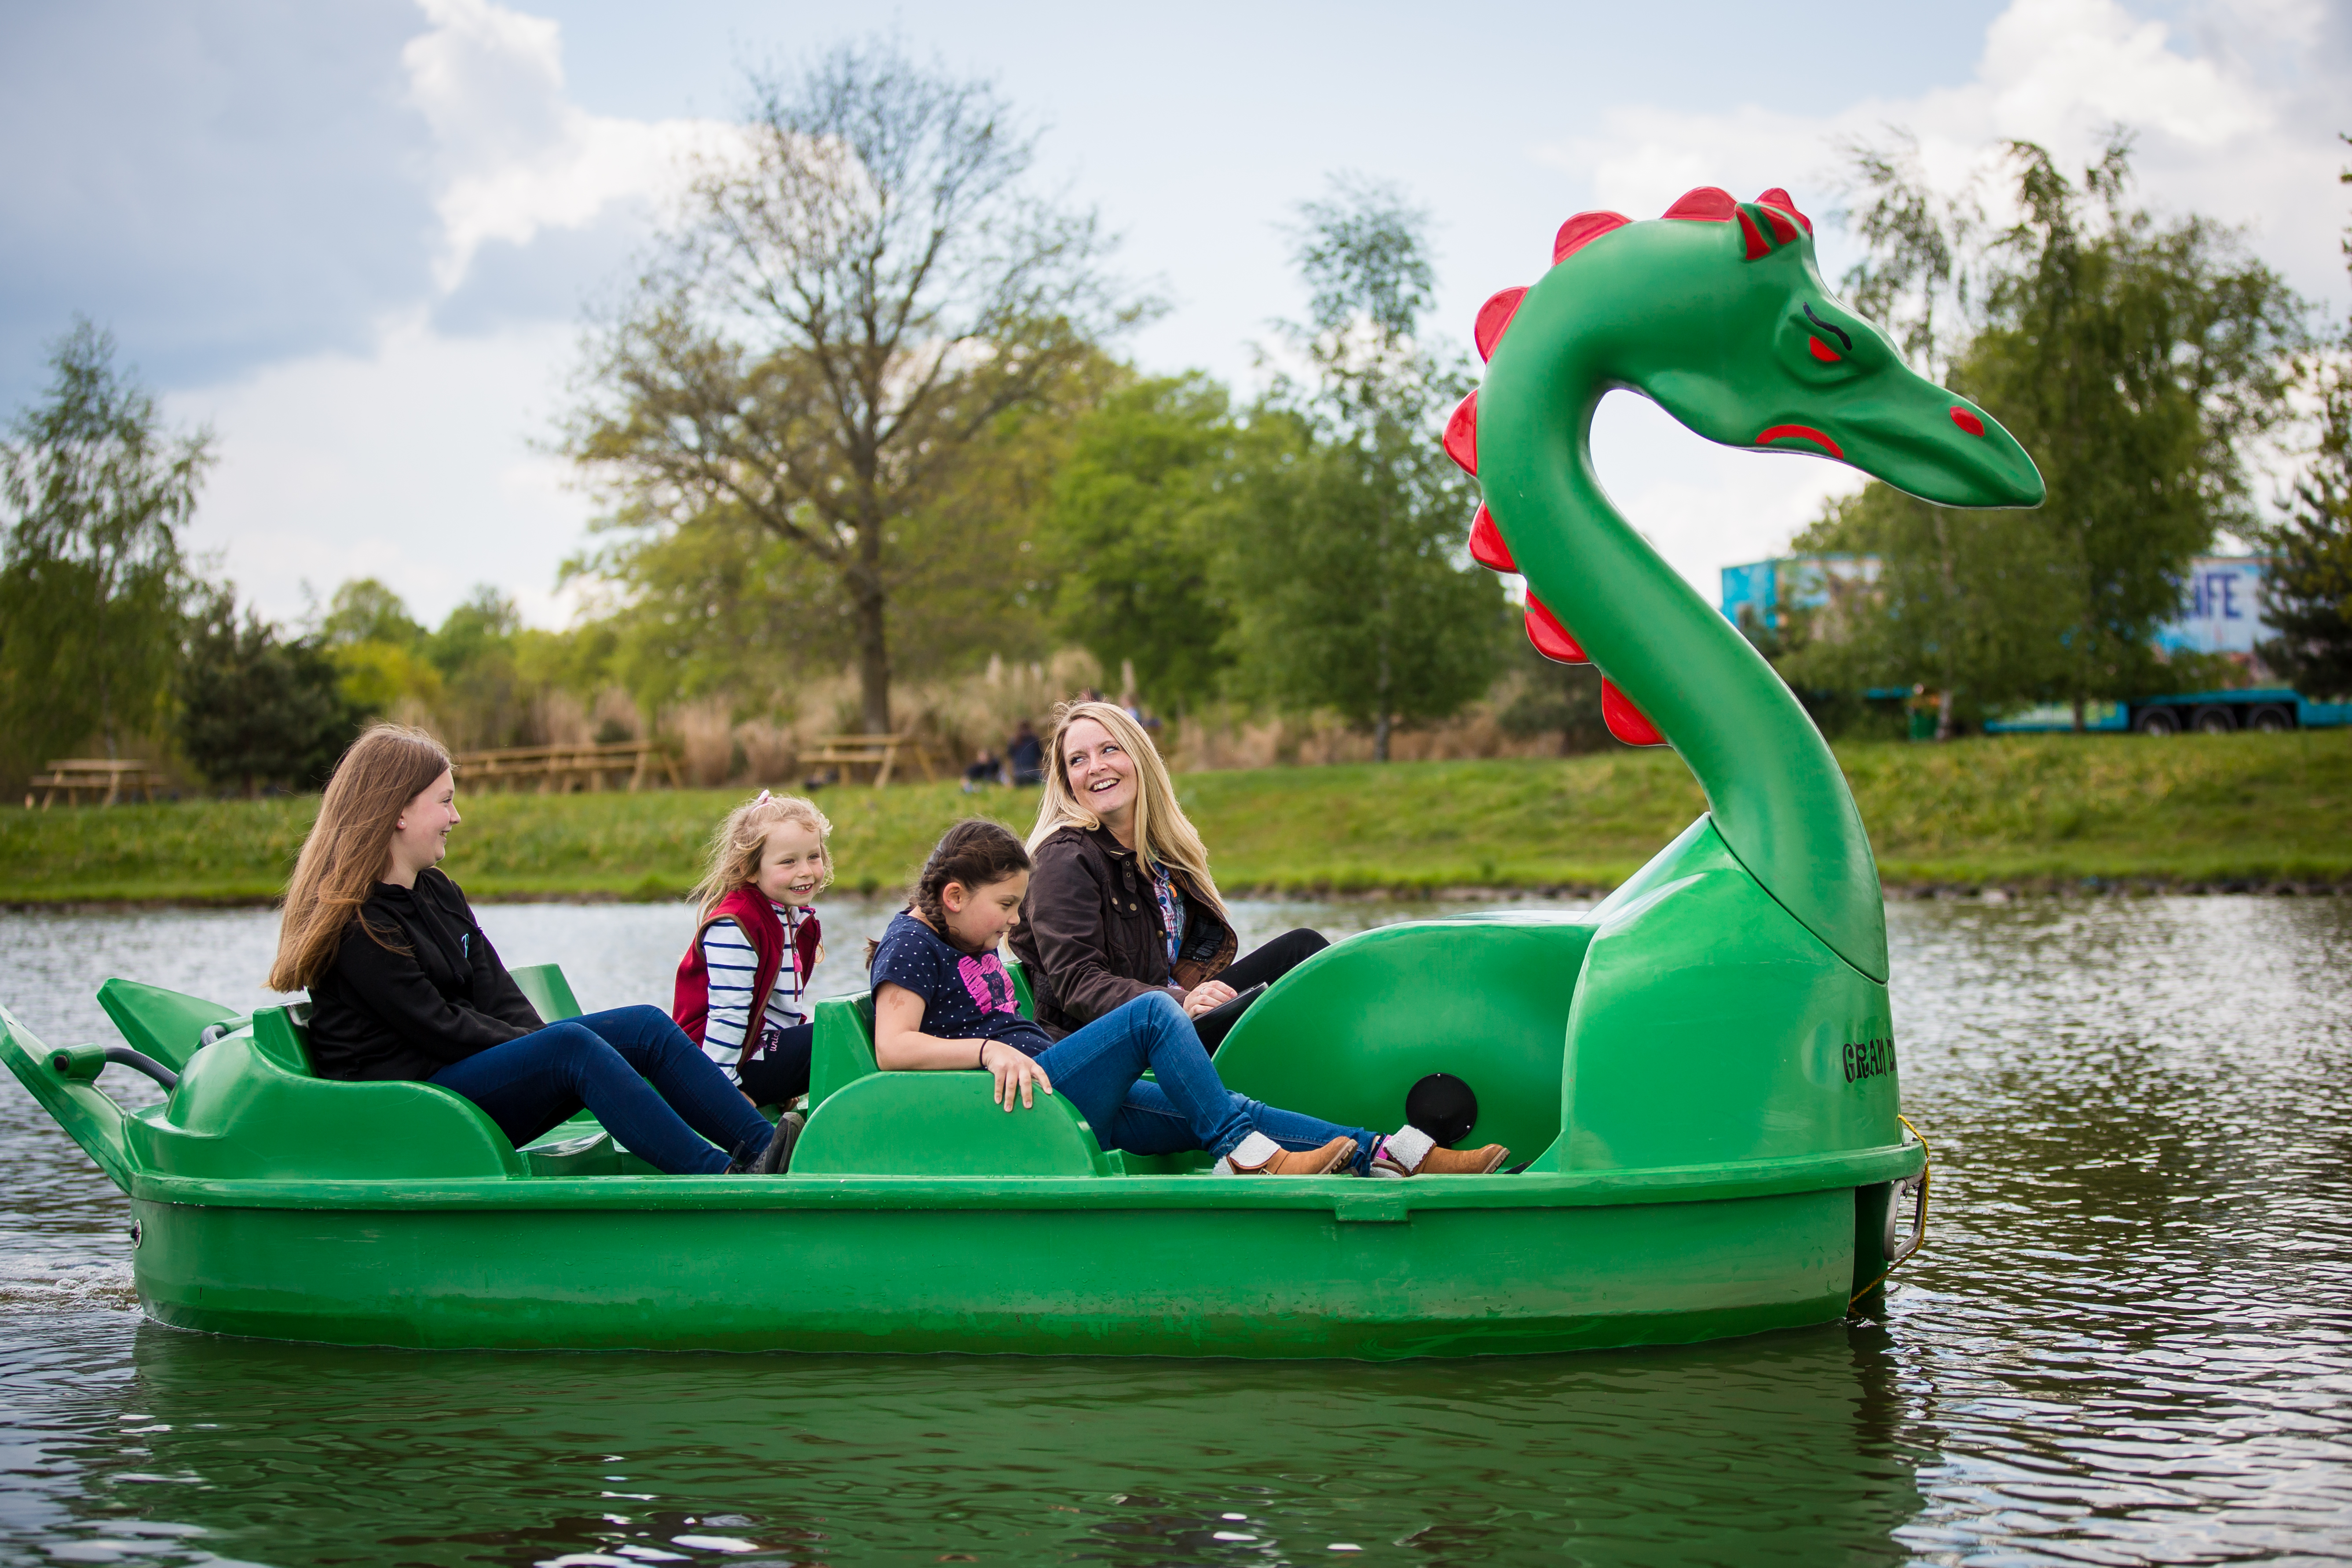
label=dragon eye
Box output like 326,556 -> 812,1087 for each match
1809,336 -> 1842,363
1802,302 -> 1853,351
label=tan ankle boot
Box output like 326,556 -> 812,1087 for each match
1416,1143 -> 1509,1175
1215,1132 -> 1358,1176
1370,1125 -> 1510,1177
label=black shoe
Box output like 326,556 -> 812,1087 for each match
754,1111 -> 805,1175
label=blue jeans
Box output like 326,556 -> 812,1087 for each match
1033,992 -> 1374,1172
429,1005 -> 775,1175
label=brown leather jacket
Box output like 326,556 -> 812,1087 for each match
1011,824 -> 1239,1036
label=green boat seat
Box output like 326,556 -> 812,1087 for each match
1211,914 -> 1600,1165
809,958 -> 1035,1108
126,1005 -> 527,1180
96,978 -> 244,1074
797,958 -> 1145,1176
509,962 -> 584,1024
794,1070 -> 1115,1177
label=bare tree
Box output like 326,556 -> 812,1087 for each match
568,41 -> 1148,733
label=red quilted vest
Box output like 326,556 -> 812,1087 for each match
671,887 -> 821,1049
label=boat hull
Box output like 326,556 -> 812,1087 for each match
125,1164 -> 1906,1357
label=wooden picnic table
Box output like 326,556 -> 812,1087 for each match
803,733 -> 929,788
27,759 -> 159,808
450,741 -> 682,794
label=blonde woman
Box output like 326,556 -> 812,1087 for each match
271,725 -> 790,1176
1011,700 -> 1328,1050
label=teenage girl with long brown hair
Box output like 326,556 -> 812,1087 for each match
269,725 -> 791,1175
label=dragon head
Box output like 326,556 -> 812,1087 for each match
1466,187 -> 2045,511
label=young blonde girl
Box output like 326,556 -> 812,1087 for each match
673,793 -> 833,1144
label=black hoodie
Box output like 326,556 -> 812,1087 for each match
306,868 -> 543,1082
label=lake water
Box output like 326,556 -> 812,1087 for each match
3,894 -> 2349,1567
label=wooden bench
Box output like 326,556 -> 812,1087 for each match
27,759 -> 157,808
450,742 -> 681,794
802,733 -> 928,788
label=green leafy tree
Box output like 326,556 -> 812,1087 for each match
1222,178 -> 1506,758
180,588 -> 366,795
1791,135 -> 2305,728
0,321 -> 209,777
315,577 -> 443,719
1969,138 -> 2303,721
1777,486 -> 2070,732
2257,142 -> 2352,698
318,578 -> 424,648
1044,374 -> 1259,711
567,508 -> 832,716
567,41 -> 1148,735
424,586 -> 529,750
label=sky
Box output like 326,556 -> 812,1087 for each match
2,0 -> 2345,630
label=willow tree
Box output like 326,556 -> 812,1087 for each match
0,321 -> 209,776
567,43 -> 1144,734
1795,135 -> 2304,730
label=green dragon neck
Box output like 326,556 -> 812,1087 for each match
1477,290 -> 1889,983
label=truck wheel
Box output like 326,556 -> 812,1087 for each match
2191,706 -> 2237,734
2247,705 -> 2293,733
2134,708 -> 2179,735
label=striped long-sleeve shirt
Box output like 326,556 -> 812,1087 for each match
699,900 -> 814,1081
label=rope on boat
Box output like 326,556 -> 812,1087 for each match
1849,1114 -> 1931,1307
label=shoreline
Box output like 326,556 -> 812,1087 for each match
10,874 -> 2346,915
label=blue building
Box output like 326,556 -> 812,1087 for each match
1719,553 -> 2275,660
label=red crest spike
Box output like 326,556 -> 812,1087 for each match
1735,207 -> 1770,260
1468,505 -> 1516,572
1753,188 -> 1813,233
1758,205 -> 1800,245
1524,594 -> 1587,664
1442,391 -> 1478,476
1474,288 -> 1527,362
1602,679 -> 1665,746
1553,211 -> 1631,263
1661,187 -> 1737,222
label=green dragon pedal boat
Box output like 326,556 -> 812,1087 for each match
1,184 -> 2031,1359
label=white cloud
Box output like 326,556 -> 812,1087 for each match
171,313 -> 593,630
168,0 -> 743,629
1530,0 -> 2345,596
405,0 -> 728,295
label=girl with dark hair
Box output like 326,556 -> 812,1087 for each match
870,820 -> 1495,1177
279,725 -> 792,1177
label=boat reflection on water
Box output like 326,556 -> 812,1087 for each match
89,1315 -> 1926,1566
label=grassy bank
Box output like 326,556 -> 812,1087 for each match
4,731 -> 2347,905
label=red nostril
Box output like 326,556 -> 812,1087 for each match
1950,406 -> 1985,437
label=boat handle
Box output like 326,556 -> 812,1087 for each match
48,1042 -> 179,1092
1851,1115 -> 1931,1306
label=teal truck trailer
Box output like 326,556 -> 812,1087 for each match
1983,689 -> 2352,736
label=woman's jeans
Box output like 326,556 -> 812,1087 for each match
429,1005 -> 775,1175
1032,992 -> 1373,1172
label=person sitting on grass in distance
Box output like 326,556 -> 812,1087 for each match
671,790 -> 834,1172
272,724 -> 792,1176
867,820 -> 1504,1177
1004,719 -> 1045,787
962,748 -> 1003,793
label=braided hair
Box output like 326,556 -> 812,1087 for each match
867,818 -> 1033,965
